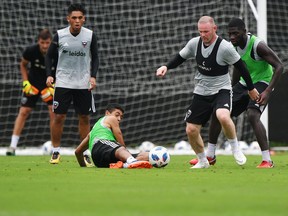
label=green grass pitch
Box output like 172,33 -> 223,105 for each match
0,154 -> 288,216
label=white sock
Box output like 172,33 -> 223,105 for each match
206,143 -> 216,158
10,135 -> 20,149
228,138 -> 239,152
126,156 -> 137,164
262,150 -> 271,162
197,152 -> 208,163
52,147 -> 61,153
83,149 -> 90,156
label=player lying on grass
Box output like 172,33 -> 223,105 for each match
75,103 -> 152,168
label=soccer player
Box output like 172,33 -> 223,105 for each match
45,3 -> 98,164
75,103 -> 152,168
6,29 -> 55,156
190,18 -> 283,168
156,16 -> 259,169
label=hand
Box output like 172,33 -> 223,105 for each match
22,80 -> 32,94
248,88 -> 259,101
22,80 -> 39,95
156,66 -> 168,77
46,76 -> 54,87
89,77 -> 96,91
256,89 -> 271,105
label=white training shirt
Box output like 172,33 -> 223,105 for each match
179,36 -> 240,96
56,26 -> 93,89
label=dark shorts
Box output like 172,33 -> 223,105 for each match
20,92 -> 53,108
185,89 -> 232,126
52,87 -> 95,115
231,82 -> 268,117
91,139 -> 122,168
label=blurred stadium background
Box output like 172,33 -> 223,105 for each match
0,0 -> 287,149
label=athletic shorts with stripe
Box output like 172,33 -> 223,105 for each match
52,87 -> 95,115
231,82 -> 268,117
91,139 -> 122,168
184,89 -> 232,126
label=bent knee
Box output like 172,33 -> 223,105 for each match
186,124 -> 199,136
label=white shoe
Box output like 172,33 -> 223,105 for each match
233,151 -> 247,165
191,161 -> 210,169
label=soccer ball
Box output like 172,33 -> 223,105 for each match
42,140 -> 53,155
138,141 -> 155,152
149,146 -> 170,168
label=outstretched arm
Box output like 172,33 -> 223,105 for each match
156,54 -> 186,77
75,133 -> 90,167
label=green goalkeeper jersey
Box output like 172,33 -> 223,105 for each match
240,35 -> 273,84
89,116 -> 116,152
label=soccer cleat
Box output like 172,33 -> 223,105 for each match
84,154 -> 94,167
109,161 -> 124,169
191,161 -> 210,169
233,151 -> 247,165
189,156 -> 216,166
50,152 -> 60,164
257,160 -> 274,168
125,161 -> 153,169
6,147 -> 16,156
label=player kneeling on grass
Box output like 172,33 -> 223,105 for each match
75,103 -> 152,169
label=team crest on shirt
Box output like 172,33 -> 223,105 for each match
82,41 -> 87,47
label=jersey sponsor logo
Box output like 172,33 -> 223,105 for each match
62,50 -> 86,56
198,61 -> 212,71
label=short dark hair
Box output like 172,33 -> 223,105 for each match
38,28 -> 52,40
106,103 -> 125,114
228,18 -> 246,30
68,3 -> 86,15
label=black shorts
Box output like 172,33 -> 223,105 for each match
185,89 -> 232,126
52,87 -> 95,115
91,139 -> 122,168
231,82 -> 268,117
20,92 -> 53,108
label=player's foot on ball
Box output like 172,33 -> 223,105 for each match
6,147 -> 16,156
233,151 -> 247,165
124,161 -> 153,169
84,154 -> 94,167
50,152 -> 60,164
191,161 -> 210,169
189,156 -> 216,165
256,160 -> 274,168
109,161 -> 124,169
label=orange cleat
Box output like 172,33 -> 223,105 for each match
256,160 -> 274,168
189,156 -> 216,166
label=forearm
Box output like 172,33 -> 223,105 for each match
75,135 -> 89,167
46,34 -> 59,77
166,53 -> 186,70
90,33 -> 99,78
266,64 -> 283,92
233,59 -> 254,90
